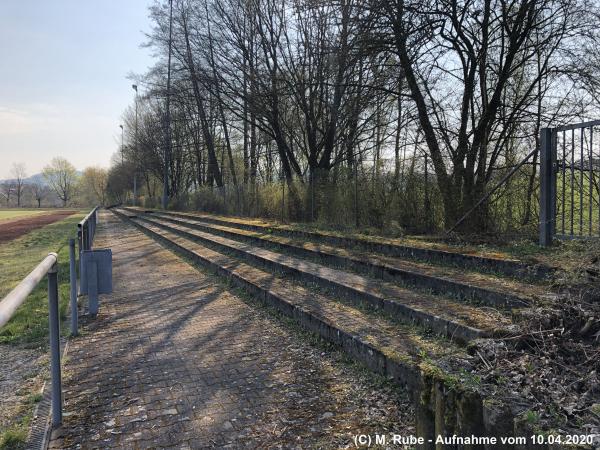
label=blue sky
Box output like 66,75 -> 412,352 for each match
0,1 -> 155,178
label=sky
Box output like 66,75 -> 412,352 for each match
0,1 -> 155,179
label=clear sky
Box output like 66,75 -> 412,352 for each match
0,0 -> 155,179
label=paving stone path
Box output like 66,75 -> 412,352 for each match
48,212 -> 412,449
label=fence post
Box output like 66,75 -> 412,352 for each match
69,239 -> 78,336
91,210 -> 96,241
539,127 -> 555,246
86,222 -> 91,250
424,154 -> 431,231
281,177 -> 285,223
310,170 -> 315,222
77,229 -> 83,295
354,162 -> 359,228
47,258 -> 62,428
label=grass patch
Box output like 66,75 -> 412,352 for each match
0,427 -> 27,450
0,212 -> 84,446
0,213 -> 84,345
0,210 -> 49,222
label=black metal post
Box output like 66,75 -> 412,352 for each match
589,127 -> 594,236
310,170 -> 314,222
539,128 -> 555,246
354,161 -> 359,228
69,239 -> 78,336
580,128 -> 584,234
424,153 -> 430,231
281,176 -> 285,224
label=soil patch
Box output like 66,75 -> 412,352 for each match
0,211 -> 77,243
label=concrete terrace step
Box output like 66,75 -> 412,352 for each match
146,210 -> 540,309
126,207 -> 554,280
113,209 -> 535,442
117,211 -> 468,369
55,211 -> 422,449
129,212 -> 516,345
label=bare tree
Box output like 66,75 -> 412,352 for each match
368,0 -> 595,229
122,0 -> 600,232
11,163 -> 27,207
0,181 -> 14,207
42,157 -> 79,207
31,182 -> 49,208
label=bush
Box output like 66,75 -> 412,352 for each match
163,162 -> 539,238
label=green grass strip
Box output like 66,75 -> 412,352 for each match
0,213 -> 85,346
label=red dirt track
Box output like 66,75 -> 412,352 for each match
0,211 -> 77,244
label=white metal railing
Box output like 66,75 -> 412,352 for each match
77,206 -> 100,253
1,206 -> 105,432
0,253 -> 63,427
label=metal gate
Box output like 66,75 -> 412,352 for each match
540,120 -> 600,246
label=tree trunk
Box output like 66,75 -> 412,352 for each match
181,12 -> 223,187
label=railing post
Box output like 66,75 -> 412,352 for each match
77,229 -> 83,295
77,229 -> 82,255
69,239 -> 78,336
86,222 -> 91,250
539,127 -> 555,246
93,208 -> 98,239
47,258 -> 62,428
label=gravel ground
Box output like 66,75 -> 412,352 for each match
0,344 -> 46,431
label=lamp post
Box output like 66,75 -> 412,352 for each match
132,84 -> 138,138
132,85 -> 139,206
119,124 -> 124,165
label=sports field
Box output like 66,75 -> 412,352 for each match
0,211 -> 84,447
0,210 -> 78,244
0,209 -> 49,222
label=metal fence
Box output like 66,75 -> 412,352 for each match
78,206 -> 100,253
540,121 -> 600,245
78,206 -> 100,300
0,253 -> 63,428
0,206 -> 102,433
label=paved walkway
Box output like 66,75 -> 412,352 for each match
48,212 -> 412,449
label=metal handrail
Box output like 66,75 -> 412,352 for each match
78,206 -> 100,253
0,253 -> 63,428
555,119 -> 600,132
79,205 -> 100,224
0,253 -> 57,328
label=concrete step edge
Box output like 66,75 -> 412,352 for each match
113,208 -> 539,447
134,213 -> 508,346
149,211 -> 530,309
128,208 -> 554,280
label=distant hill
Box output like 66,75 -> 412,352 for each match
24,173 -> 48,185
0,173 -> 48,186
1,171 -> 83,186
